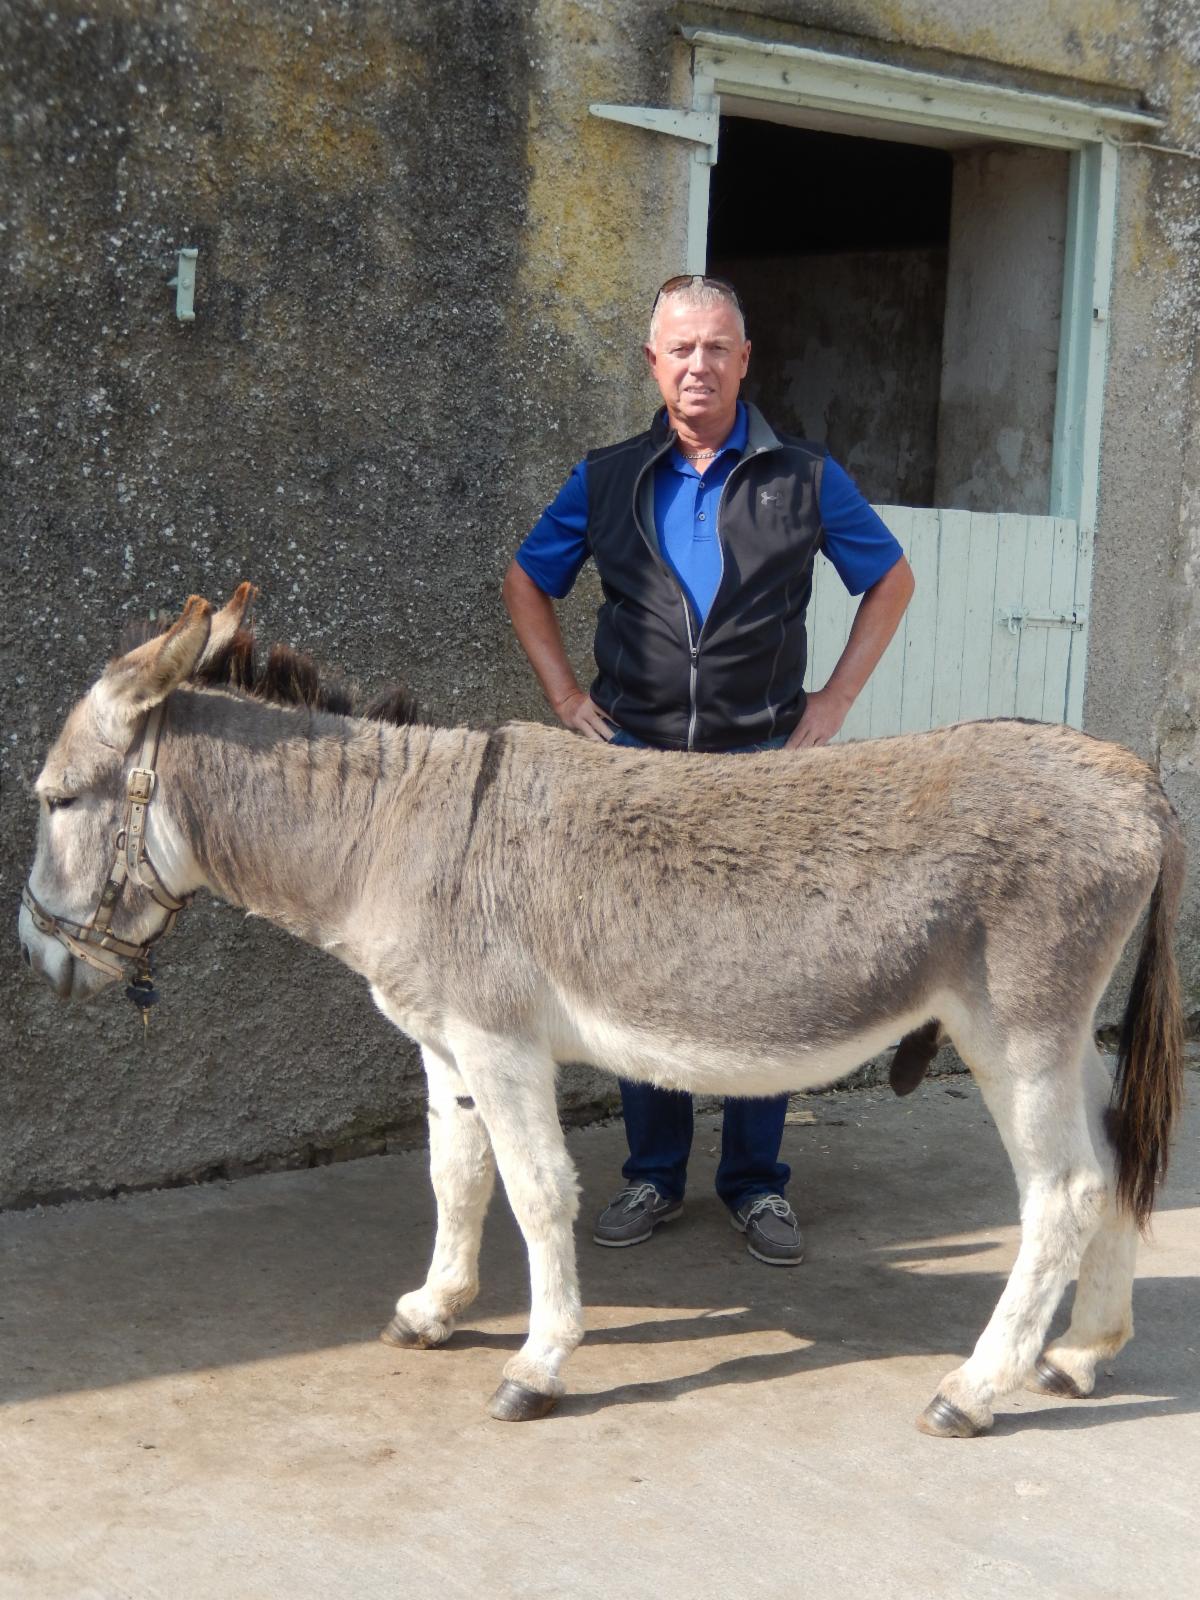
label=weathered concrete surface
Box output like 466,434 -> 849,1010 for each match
935,144 -> 1068,514
2,1077 -> 1198,1600
0,0 -> 635,1203
3,0 -> 1198,1198
719,247 -> 950,506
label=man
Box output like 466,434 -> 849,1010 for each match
502,274 -> 914,1266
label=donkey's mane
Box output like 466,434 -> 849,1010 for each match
120,619 -> 419,728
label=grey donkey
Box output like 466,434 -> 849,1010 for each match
19,587 -> 1185,1432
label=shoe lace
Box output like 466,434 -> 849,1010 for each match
744,1194 -> 793,1221
617,1183 -> 662,1212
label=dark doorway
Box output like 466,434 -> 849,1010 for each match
708,119 -> 953,505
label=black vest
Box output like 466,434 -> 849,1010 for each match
585,404 -> 826,751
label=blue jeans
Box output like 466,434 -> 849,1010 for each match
608,726 -> 792,1212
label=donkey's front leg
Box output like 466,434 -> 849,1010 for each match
449,1024 -> 583,1421
382,1041 -> 497,1350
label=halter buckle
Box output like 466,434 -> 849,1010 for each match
128,768 -> 155,804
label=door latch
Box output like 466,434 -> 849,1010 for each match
996,607 -> 1087,636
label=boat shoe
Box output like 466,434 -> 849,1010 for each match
731,1193 -> 805,1265
592,1182 -> 683,1247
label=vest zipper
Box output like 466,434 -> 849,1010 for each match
684,606 -> 700,750
684,448 -> 765,748
632,435 -> 775,753
633,438 -> 704,748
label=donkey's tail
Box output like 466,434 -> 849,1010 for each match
1111,812 -> 1186,1229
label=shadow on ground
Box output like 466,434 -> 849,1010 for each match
4,1075 -> 1196,1427
3,1080 -> 1197,1428
5,1082 -> 1198,1600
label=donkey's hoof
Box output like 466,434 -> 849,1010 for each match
916,1394 -> 985,1438
487,1379 -> 559,1422
379,1314 -> 423,1349
1031,1356 -> 1086,1398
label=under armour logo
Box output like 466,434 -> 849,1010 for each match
761,491 -> 781,506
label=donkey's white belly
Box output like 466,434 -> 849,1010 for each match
551,996 -> 940,1096
371,981 -> 941,1097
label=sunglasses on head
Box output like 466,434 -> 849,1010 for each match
653,274 -> 743,312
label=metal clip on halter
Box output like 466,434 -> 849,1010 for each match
125,965 -> 160,1042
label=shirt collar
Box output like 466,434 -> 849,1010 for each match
667,401 -> 748,473
726,400 -> 749,454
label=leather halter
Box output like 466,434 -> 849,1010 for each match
22,700 -> 190,982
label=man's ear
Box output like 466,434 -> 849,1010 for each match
95,595 -> 213,734
199,581 -> 257,667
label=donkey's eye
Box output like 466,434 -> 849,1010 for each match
46,796 -> 77,813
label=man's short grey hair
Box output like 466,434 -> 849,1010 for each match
647,279 -> 746,346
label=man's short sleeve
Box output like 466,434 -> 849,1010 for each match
514,461 -> 591,599
819,457 -> 905,596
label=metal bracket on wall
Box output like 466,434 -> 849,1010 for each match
168,248 -> 198,322
997,607 -> 1088,636
588,103 -> 719,164
589,91 -> 720,270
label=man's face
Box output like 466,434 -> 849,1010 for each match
644,297 -> 750,431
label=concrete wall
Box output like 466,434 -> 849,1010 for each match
3,0 -> 1198,1204
934,144 -> 1068,513
1089,129 -> 1200,1020
0,0 -> 683,1205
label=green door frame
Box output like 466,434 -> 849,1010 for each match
591,28 -> 1161,533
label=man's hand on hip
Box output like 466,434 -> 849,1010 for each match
556,690 -> 615,742
788,559 -> 913,750
785,686 -> 853,748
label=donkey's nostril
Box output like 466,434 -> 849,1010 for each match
22,945 -> 32,967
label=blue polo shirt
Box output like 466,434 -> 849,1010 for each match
516,403 -> 904,623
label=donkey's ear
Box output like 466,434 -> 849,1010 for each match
96,596 -> 213,730
199,581 -> 257,667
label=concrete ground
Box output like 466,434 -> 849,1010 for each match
2,1078 -> 1197,1600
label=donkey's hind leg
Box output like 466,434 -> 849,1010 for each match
920,1028 -> 1108,1438
1032,1040 -> 1137,1399
448,1023 -> 583,1421
1031,1215 -> 1137,1398
381,1041 -> 497,1350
